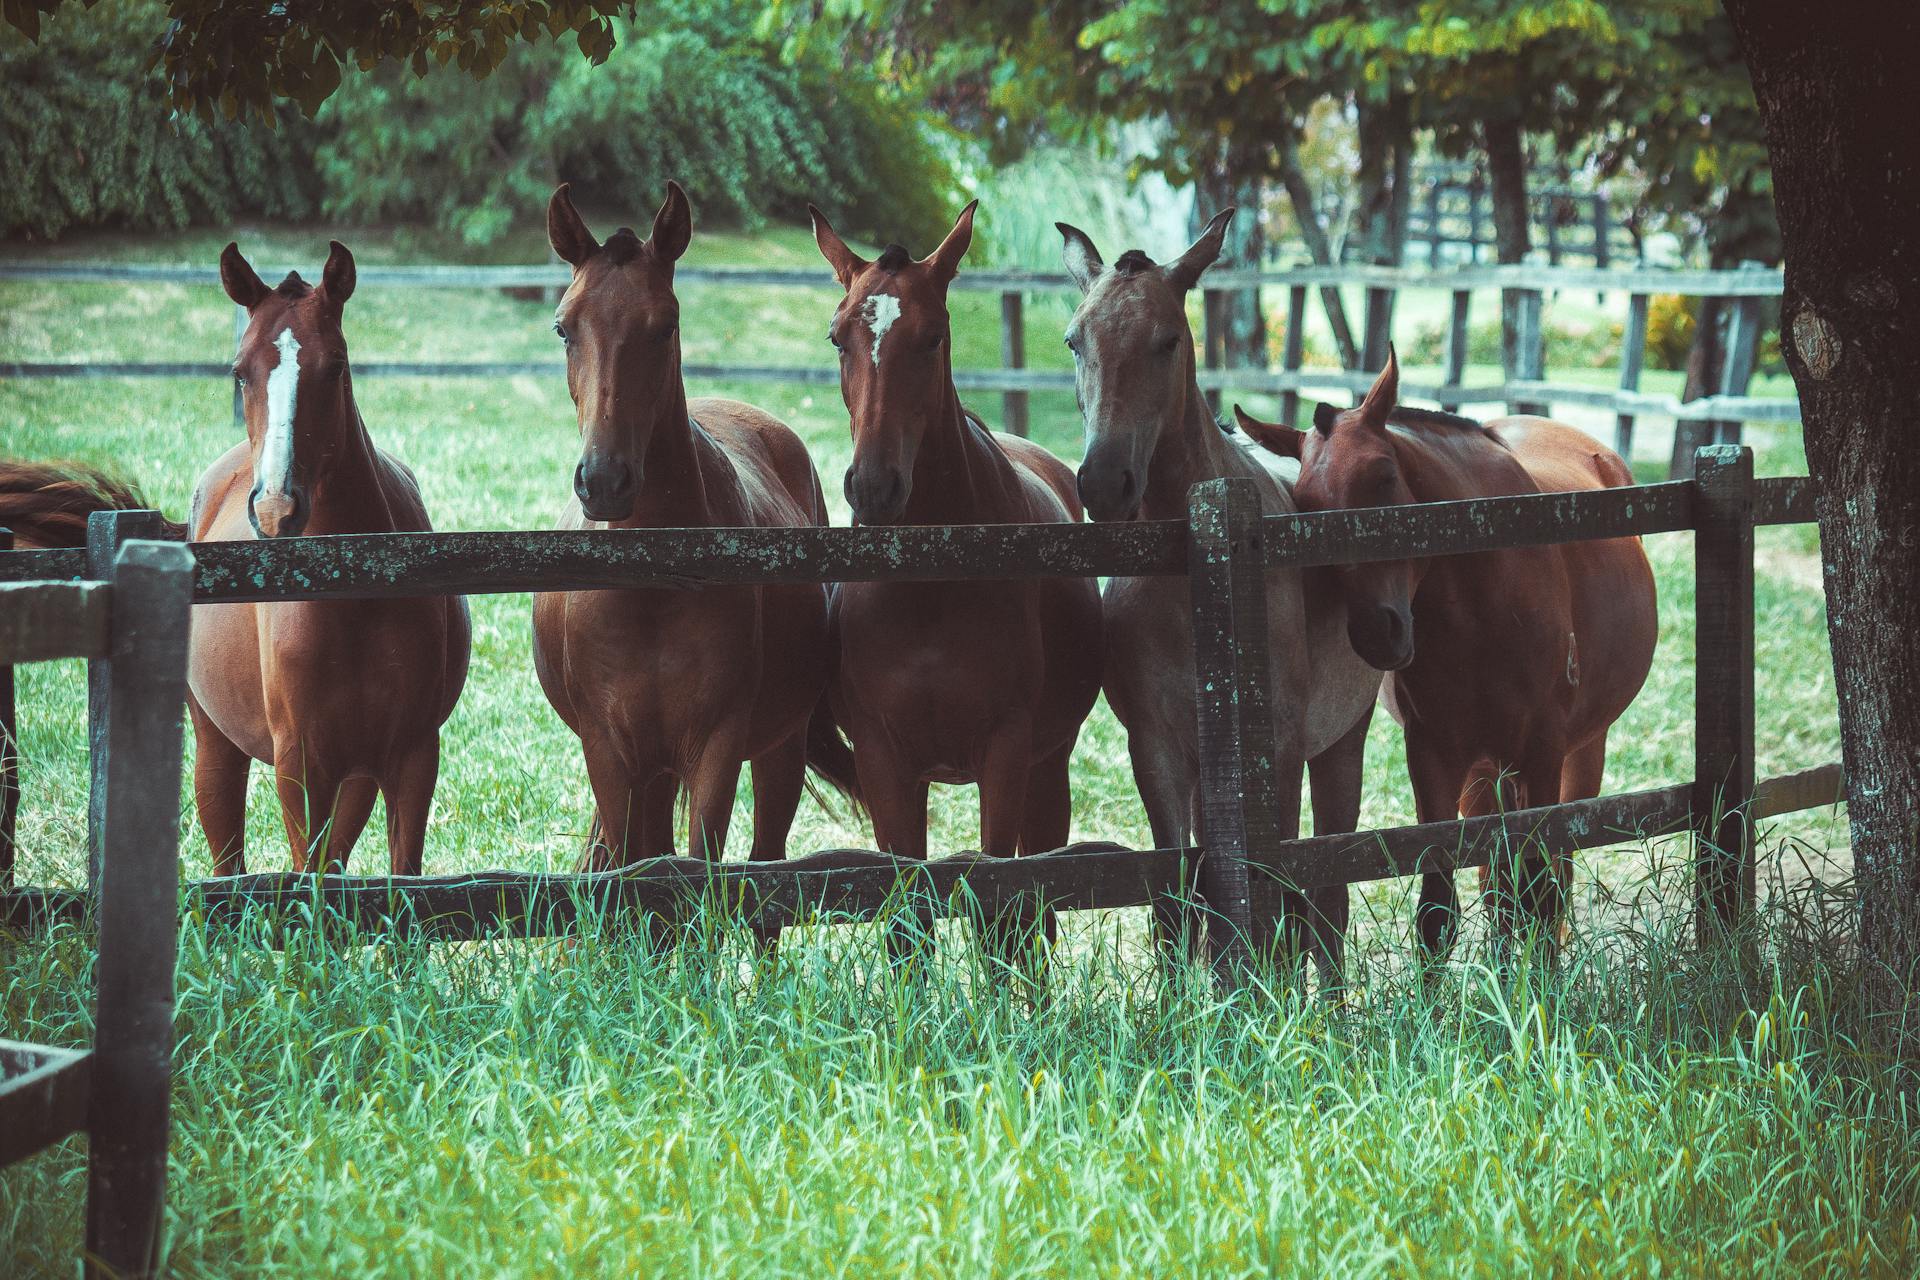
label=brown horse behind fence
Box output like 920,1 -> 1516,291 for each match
532,183 -> 857,880
1236,350 -> 1657,956
810,200 -> 1103,967
0,241 -> 473,876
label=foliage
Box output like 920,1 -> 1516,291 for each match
0,0 -> 319,239
1645,293 -> 1697,371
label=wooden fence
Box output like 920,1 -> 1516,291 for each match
0,260 -> 1791,457
0,446 -> 1845,980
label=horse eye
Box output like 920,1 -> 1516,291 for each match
827,330 -> 843,351
1161,334 -> 1180,353
553,322 -> 569,343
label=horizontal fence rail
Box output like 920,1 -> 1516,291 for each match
0,260 -> 1799,438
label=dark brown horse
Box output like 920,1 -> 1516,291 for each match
811,201 -> 1102,962
1236,350 -> 1657,954
2,243 -> 472,875
1057,214 -> 1379,981
532,183 -> 855,873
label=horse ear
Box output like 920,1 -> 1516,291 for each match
321,240 -> 356,306
220,242 -> 270,310
1056,222 -> 1103,293
650,181 -> 692,263
1234,404 -> 1304,458
548,183 -> 600,267
924,199 -> 978,283
1166,207 -> 1234,292
1359,344 -> 1399,424
809,204 -> 868,290
1312,402 -> 1339,434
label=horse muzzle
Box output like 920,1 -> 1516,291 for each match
575,455 -> 639,523
845,462 -> 908,526
248,484 -> 308,539
1348,600 -> 1414,671
1076,445 -> 1141,522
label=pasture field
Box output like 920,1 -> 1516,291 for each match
3,224 -> 1907,1277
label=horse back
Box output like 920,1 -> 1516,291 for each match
691,396 -> 827,529
994,432 -> 1084,523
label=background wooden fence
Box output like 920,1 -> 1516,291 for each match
0,260 -> 1791,462
0,447 -> 1845,977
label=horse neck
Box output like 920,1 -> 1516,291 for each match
1140,370 -> 1252,521
899,376 -> 1024,525
304,376 -> 397,535
615,350 -> 716,528
1388,422 -> 1535,505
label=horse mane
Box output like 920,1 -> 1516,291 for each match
875,243 -> 913,273
1112,249 -> 1156,276
274,271 -> 310,298
0,459 -> 186,548
1387,405 -> 1510,448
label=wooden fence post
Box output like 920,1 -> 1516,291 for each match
1615,292 -> 1650,464
1362,287 -> 1394,372
1279,285 -> 1307,427
1503,287 -> 1547,416
86,509 -> 167,891
1592,196 -> 1611,271
85,540 -> 192,1280
1467,183 -> 1485,264
999,289 -> 1029,438
1692,445 -> 1756,943
1201,289 -> 1224,416
0,527 -> 14,890
1425,182 -> 1443,265
1713,290 -> 1763,450
1442,290 -> 1471,413
1186,478 -> 1290,986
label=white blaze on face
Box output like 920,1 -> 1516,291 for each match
259,327 -> 301,495
864,292 -> 901,368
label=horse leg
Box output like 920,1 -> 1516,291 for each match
579,736 -> 653,871
1559,735 -> 1607,801
1485,750 -> 1575,965
189,696 -> 250,877
380,737 -> 442,876
1405,728 -> 1470,965
271,745 -> 347,874
975,719 -> 1035,979
320,778 -> 379,873
1128,732 -> 1199,971
1301,704 -> 1373,995
747,728 -> 808,954
1008,741 -> 1073,978
855,743 -> 931,966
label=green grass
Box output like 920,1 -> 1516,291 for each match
0,223 -> 1893,1277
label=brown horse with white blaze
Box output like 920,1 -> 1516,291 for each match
1058,214 -> 1380,981
810,201 -> 1102,962
532,183 -> 853,873
1236,350 -> 1658,955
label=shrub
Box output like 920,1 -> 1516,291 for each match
1646,293 -> 1697,371
0,0 -> 320,239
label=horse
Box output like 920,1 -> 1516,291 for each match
1056,214 -> 1380,983
1234,349 -> 1658,957
532,182 -> 857,886
810,200 -> 1102,968
1,243 -> 473,875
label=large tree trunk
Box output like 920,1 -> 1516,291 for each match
1670,295 -> 1729,477
1484,114 -> 1534,390
1723,0 -> 1920,1025
1277,147 -> 1360,368
1356,93 -> 1412,369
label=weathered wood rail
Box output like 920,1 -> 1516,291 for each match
0,451 -> 1844,974
0,259 -> 1795,451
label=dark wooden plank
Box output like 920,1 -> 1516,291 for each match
1753,762 -> 1846,820
1713,293 -> 1764,449
0,1041 -> 91,1166
1000,290 -> 1029,438
1250,784 -> 1693,890
0,581 -> 110,664
1616,292 -> 1650,461
0,547 -> 89,583
0,529 -> 13,891
87,510 -> 168,892
1754,476 -> 1818,526
1692,446 -> 1757,942
1441,290 -> 1471,413
86,541 -> 193,1280
1186,478 -> 1292,983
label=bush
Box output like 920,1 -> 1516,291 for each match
1646,293 -> 1697,371
0,0 -> 320,239
315,5 -> 958,248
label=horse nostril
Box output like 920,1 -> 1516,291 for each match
1117,469 -> 1136,502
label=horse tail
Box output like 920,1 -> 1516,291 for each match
803,691 -> 866,820
0,458 -> 186,548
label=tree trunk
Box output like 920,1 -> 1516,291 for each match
1193,161 -> 1267,370
1670,295 -> 1728,476
1484,114 -> 1533,389
1357,94 -> 1412,369
1277,150 -> 1360,368
1724,0 -> 1920,1028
